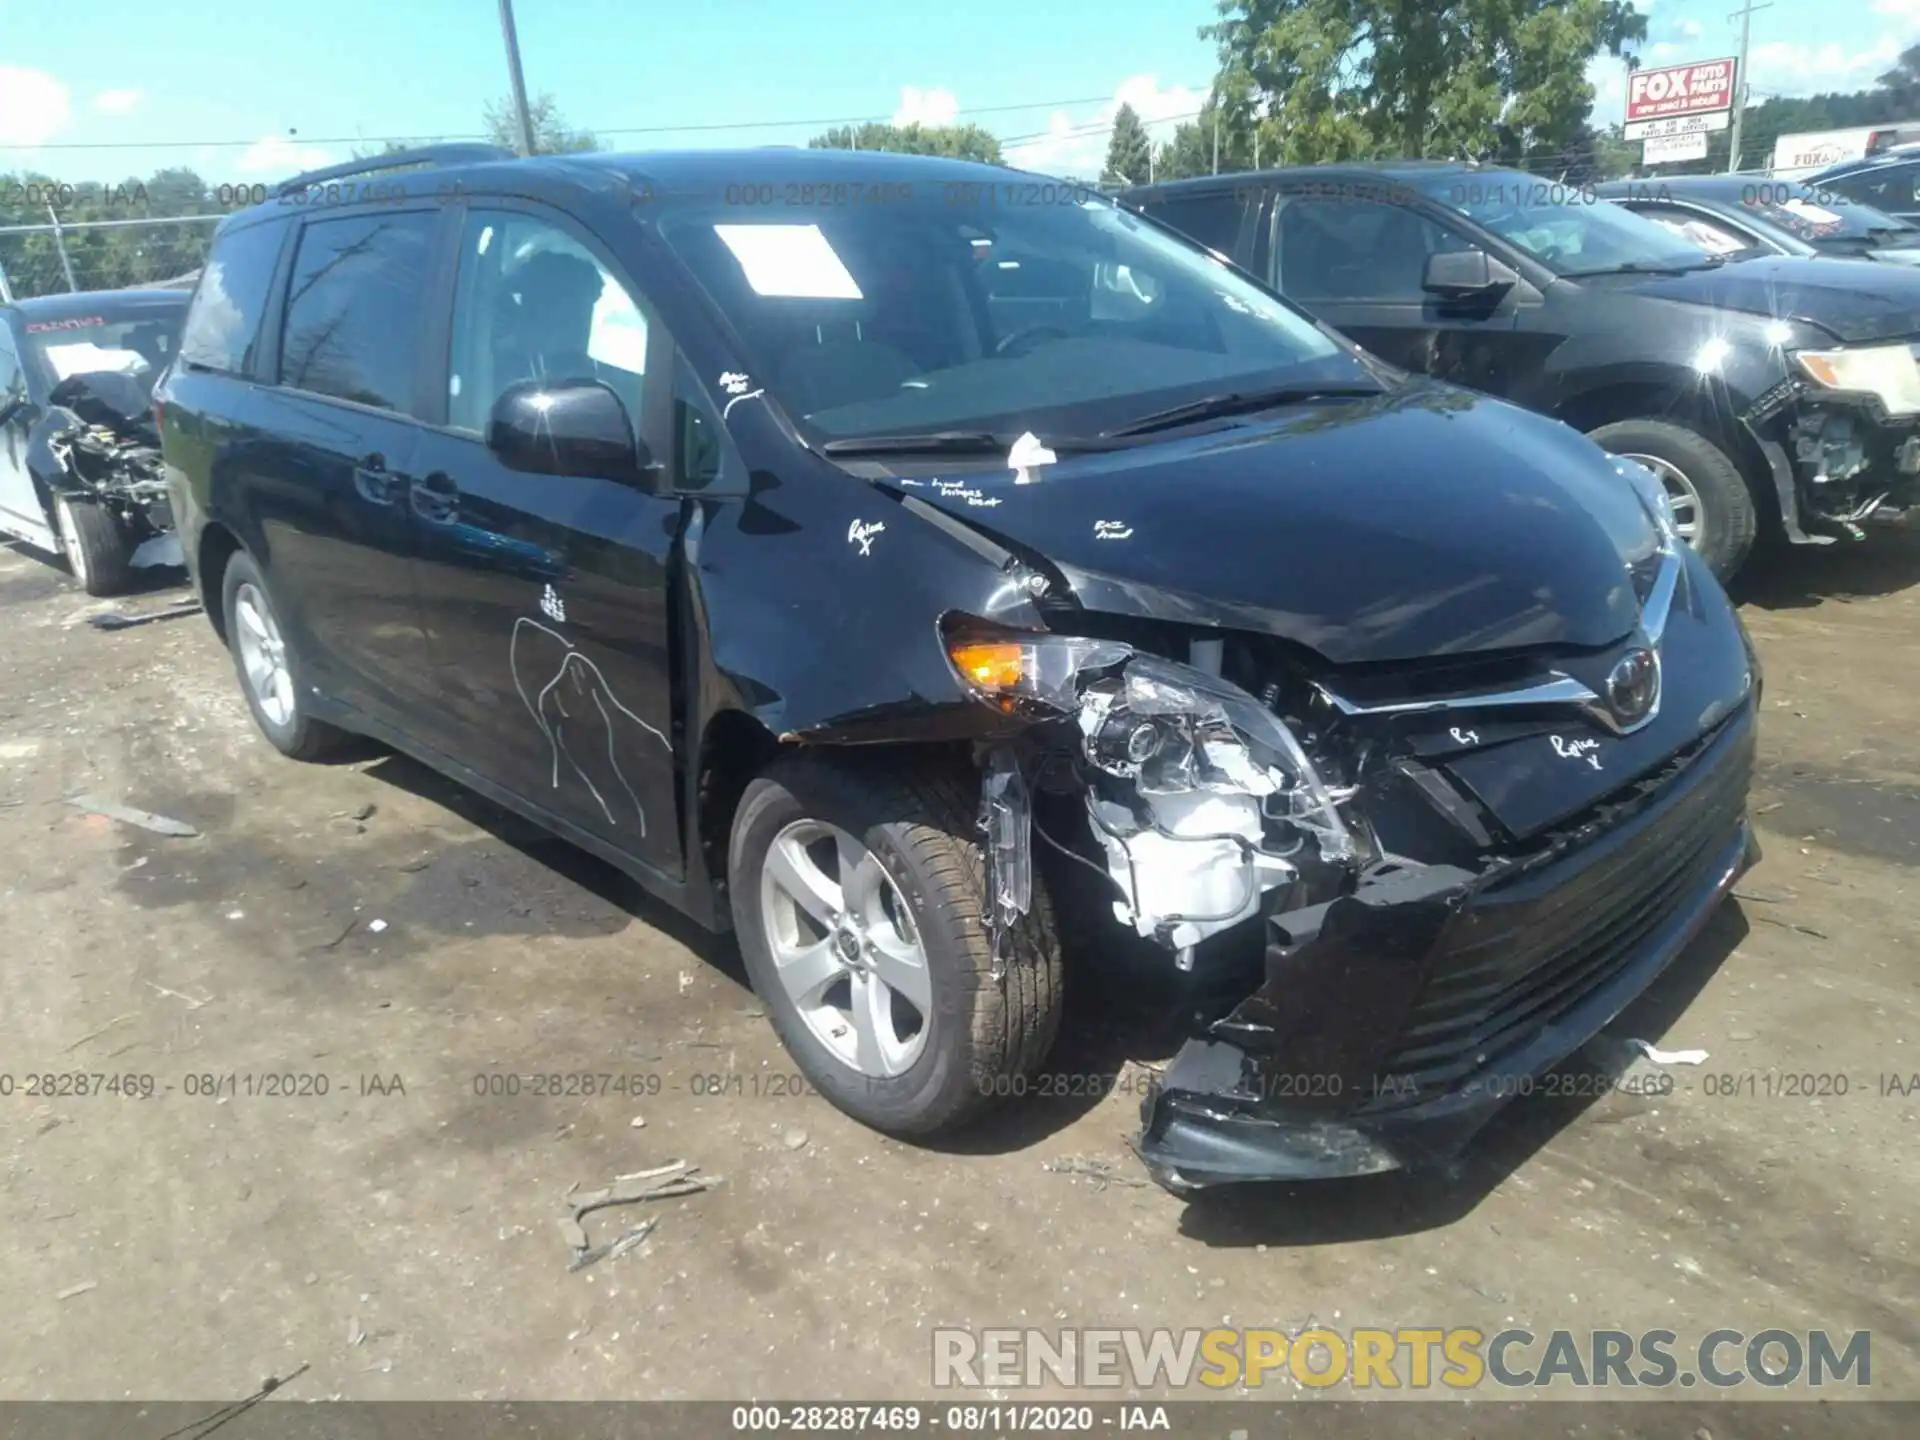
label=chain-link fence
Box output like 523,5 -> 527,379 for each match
0,212 -> 221,301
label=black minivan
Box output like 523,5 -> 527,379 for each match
1126,162 -> 1920,580
161,147 -> 1757,1192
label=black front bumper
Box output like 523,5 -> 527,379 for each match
1136,702 -> 1757,1191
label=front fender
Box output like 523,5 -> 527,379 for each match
686,465 -> 1053,746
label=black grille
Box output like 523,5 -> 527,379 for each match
1373,713 -> 1753,1097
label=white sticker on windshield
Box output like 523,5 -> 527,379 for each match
1779,198 -> 1844,227
44,342 -> 149,381
714,224 -> 864,299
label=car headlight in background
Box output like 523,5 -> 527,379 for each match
1794,344 -> 1920,416
1612,455 -> 1682,550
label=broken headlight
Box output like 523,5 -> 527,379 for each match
1612,455 -> 1681,552
944,623 -> 1357,868
1794,345 -> 1920,417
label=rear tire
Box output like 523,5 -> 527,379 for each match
1587,418 -> 1757,581
220,551 -> 347,761
729,751 -> 1063,1137
52,495 -> 134,597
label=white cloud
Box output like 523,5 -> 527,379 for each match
234,134 -> 338,177
1678,19 -> 1705,40
1003,74 -> 1207,181
1873,0 -> 1920,16
0,67 -> 72,148
93,89 -> 143,116
893,86 -> 959,128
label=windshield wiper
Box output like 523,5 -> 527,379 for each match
1561,257 -> 1727,278
1100,382 -> 1384,439
819,431 -> 1008,456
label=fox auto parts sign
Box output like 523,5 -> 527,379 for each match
1625,58 -> 1737,137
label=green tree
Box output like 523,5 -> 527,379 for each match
483,93 -> 599,155
1104,103 -> 1154,185
808,121 -> 1003,163
1203,0 -> 1646,166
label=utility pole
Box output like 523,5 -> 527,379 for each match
1726,0 -> 1772,173
496,0 -> 539,157
46,205 -> 77,293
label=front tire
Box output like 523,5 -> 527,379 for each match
729,752 -> 1063,1137
1588,418 -> 1757,581
52,494 -> 134,597
220,551 -> 346,760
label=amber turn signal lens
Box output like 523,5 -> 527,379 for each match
947,641 -> 1026,692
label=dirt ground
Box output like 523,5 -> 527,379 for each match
0,527 -> 1916,1417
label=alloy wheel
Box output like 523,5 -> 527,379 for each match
53,497 -> 89,588
759,819 -> 932,1078
233,581 -> 294,727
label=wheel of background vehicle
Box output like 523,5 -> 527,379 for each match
51,494 -> 134,597
729,753 -> 1062,1137
220,551 -> 346,760
1586,418 -> 1757,582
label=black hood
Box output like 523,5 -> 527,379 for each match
1618,255 -> 1920,343
895,386 -> 1655,666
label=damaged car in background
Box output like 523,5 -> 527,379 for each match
161,148 -> 1758,1197
0,288 -> 188,594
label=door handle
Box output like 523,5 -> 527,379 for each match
353,456 -> 404,506
410,471 -> 460,524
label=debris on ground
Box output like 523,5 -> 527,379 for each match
367,919 -> 388,934
64,794 -> 197,837
65,1013 -> 135,1052
1628,1038 -> 1711,1066
145,981 -> 211,1009
55,1281 -> 97,1300
1043,1155 -> 1151,1191
783,1129 -> 809,1151
560,1159 -> 721,1272
84,599 -> 200,631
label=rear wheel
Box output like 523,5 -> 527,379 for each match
729,752 -> 1062,1137
52,494 -> 134,597
1587,418 -> 1757,581
220,551 -> 346,760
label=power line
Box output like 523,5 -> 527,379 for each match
2,90 -> 1185,153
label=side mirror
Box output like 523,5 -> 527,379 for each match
486,379 -> 664,490
1422,248 -> 1519,299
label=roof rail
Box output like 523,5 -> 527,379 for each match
274,143 -> 516,199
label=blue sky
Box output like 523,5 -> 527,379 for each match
2,0 -> 1914,184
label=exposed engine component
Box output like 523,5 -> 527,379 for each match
43,370 -> 171,531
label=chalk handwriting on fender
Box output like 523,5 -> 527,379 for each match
1094,520 -> 1133,540
1550,734 -> 1603,770
1450,726 -> 1479,747
848,518 -> 886,555
540,583 -> 566,622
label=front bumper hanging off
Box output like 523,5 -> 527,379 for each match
1135,704 -> 1758,1192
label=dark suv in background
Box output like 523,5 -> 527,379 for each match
160,145 -> 1756,1193
1126,162 -> 1920,580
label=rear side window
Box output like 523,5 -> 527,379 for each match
178,220 -> 285,375
279,211 -> 437,412
1134,189 -> 1256,259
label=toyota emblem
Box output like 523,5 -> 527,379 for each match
1606,648 -> 1660,728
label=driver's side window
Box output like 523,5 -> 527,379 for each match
446,211 -> 651,436
1274,195 -> 1471,303
0,330 -> 24,405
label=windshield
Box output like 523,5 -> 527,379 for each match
20,310 -> 182,398
655,180 -> 1359,443
1427,173 -> 1714,275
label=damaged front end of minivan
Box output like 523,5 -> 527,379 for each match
942,502 -> 1758,1195
35,370 -> 175,553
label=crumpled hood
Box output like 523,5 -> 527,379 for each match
897,386 -> 1655,665
1622,255 -> 1920,342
